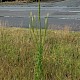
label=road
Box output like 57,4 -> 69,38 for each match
0,0 -> 80,31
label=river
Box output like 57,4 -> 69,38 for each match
0,0 -> 80,31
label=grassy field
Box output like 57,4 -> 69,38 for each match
0,27 -> 80,80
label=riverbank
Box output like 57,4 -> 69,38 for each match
0,27 -> 80,80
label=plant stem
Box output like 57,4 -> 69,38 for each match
38,0 -> 41,39
34,0 -> 43,80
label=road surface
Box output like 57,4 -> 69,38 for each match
0,0 -> 80,31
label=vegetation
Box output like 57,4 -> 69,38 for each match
0,0 -> 80,80
0,27 -> 80,80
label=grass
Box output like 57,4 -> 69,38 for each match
0,27 -> 80,80
0,0 -> 80,80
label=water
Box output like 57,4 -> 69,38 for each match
0,0 -> 80,31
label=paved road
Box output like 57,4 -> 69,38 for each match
0,0 -> 80,31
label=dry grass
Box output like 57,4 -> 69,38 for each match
0,27 -> 80,80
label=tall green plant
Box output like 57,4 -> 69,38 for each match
34,0 -> 43,80
29,0 -> 49,79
